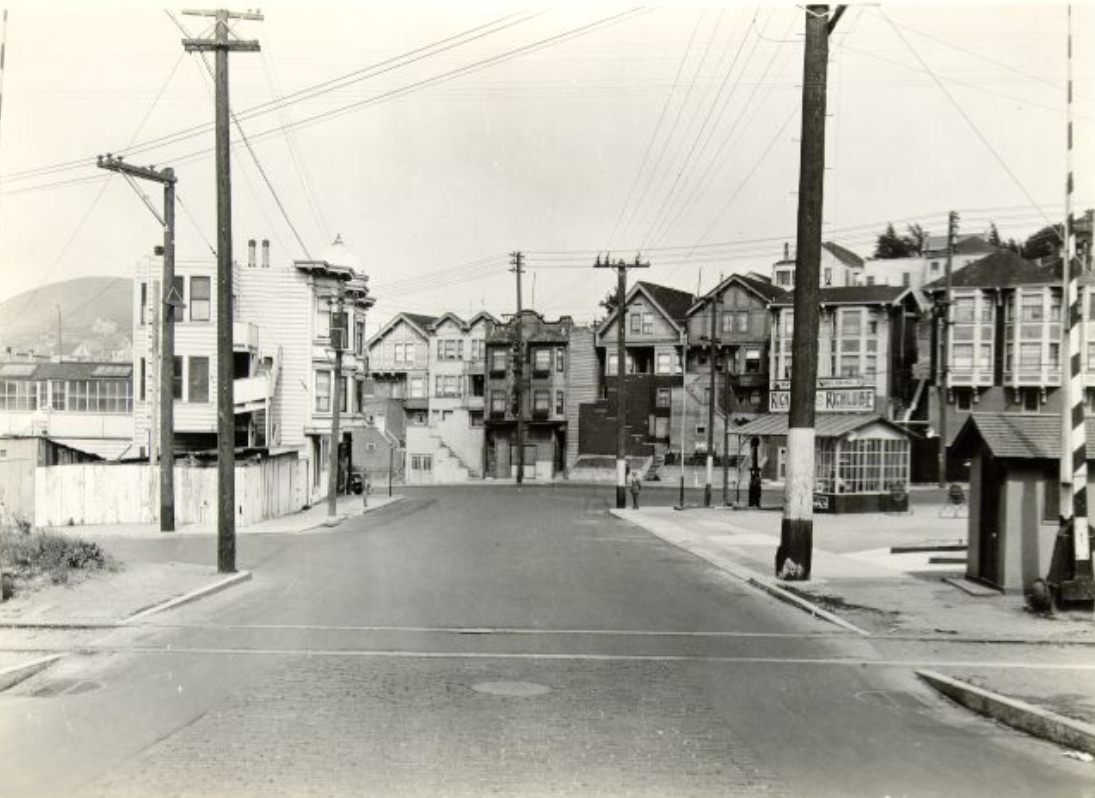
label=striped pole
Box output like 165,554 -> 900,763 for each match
1060,4 -> 1093,586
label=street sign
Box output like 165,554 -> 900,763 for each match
770,386 -> 875,413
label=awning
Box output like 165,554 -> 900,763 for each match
733,412 -> 910,439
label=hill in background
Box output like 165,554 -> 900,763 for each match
0,276 -> 133,360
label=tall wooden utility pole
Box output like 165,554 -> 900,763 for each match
511,251 -> 526,485
936,211 -> 957,488
778,5 -> 844,580
1049,4 -> 1094,605
595,254 -> 650,507
704,294 -> 719,508
97,155 -> 178,533
327,285 -> 347,520
183,8 -> 261,573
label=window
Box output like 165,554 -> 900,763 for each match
952,344 -> 974,369
394,343 -> 415,367
534,348 -> 551,372
173,356 -> 183,400
139,359 -> 146,401
1049,294 -> 1062,322
1019,343 -> 1041,368
1021,294 -> 1044,322
981,301 -> 994,323
410,454 -> 433,473
902,272 -> 910,287
977,343 -> 992,369
776,271 -> 792,287
744,348 -> 761,373
734,312 -> 748,333
315,297 -> 331,338
409,376 -> 425,399
555,390 -> 565,415
1006,343 -> 1014,371
490,390 -> 506,414
470,374 -> 485,398
953,298 -> 976,323
642,313 -> 654,335
315,370 -> 331,412
354,320 -> 365,354
721,312 -> 734,334
866,276 -> 875,286
1049,343 -> 1061,369
1024,389 -> 1040,411
630,313 -> 642,334
607,353 -> 617,376
556,348 -> 565,372
51,380 -> 65,410
139,282 -> 147,325
656,352 -> 674,375
841,310 -> 862,336
188,356 -> 209,403
471,340 -> 484,361
533,389 -> 550,414
437,340 -> 464,360
470,412 -> 484,428
1088,343 -> 1095,371
823,268 -> 832,286
831,438 -> 909,494
930,261 -> 940,273
434,375 -> 462,397
190,276 -> 210,321
355,380 -> 364,413
656,388 -> 671,408
490,349 -> 507,373
0,381 -> 37,411
171,275 -> 185,322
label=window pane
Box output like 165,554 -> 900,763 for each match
188,357 -> 209,403
173,356 -> 184,400
189,276 -> 211,321
172,275 -> 186,322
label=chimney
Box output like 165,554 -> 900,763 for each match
261,239 -> 270,268
783,242 -> 790,261
248,239 -> 256,268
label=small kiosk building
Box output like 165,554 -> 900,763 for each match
734,413 -> 913,513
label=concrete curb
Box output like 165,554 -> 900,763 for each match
917,669 -> 1095,756
123,570 -> 252,623
609,509 -> 870,636
0,654 -> 63,693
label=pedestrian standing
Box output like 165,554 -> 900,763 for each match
629,467 -> 642,509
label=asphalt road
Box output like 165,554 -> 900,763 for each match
1,484 -> 1090,797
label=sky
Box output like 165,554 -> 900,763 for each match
0,1 -> 1092,337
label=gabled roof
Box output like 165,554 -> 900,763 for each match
822,241 -> 865,268
367,312 -> 437,347
430,312 -> 467,332
951,412 -> 1095,461
487,311 -> 573,345
688,272 -> 786,315
922,250 -> 1059,292
924,233 -> 996,256
597,281 -> 693,336
734,413 -> 911,439
771,285 -> 912,307
467,310 -> 500,328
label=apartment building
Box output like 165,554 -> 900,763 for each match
366,312 -> 436,438
863,234 -> 998,290
133,237 -> 375,503
581,282 -> 693,461
920,250 -> 1079,456
484,311 -> 574,480
771,241 -> 865,289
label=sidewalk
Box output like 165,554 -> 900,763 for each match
612,505 -> 1095,753
52,493 -> 405,541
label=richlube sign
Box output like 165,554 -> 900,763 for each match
769,378 -> 875,413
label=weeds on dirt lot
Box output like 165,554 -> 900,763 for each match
0,528 -> 117,599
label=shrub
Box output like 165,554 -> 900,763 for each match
0,529 -> 115,598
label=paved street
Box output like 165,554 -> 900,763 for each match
2,485 -> 1091,797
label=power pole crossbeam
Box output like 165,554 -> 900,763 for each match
594,254 -> 650,508
181,8 -> 261,573
778,4 -> 832,581
97,155 -> 177,533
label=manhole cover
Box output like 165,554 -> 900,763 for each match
471,680 -> 552,697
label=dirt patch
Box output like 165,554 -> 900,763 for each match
0,529 -> 119,600
781,584 -> 902,618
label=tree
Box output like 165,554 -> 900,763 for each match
599,290 -> 618,315
873,223 -> 911,259
987,223 -> 1002,247
902,223 -> 926,256
1021,224 -> 1064,260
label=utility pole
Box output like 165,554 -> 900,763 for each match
937,211 -> 957,488
328,285 -> 347,520
704,294 -> 719,508
97,155 -> 178,533
594,254 -> 650,507
778,5 -> 843,580
1049,4 -> 1094,606
511,251 -> 525,485
677,328 -> 687,510
183,8 -> 261,573
723,349 -> 731,505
